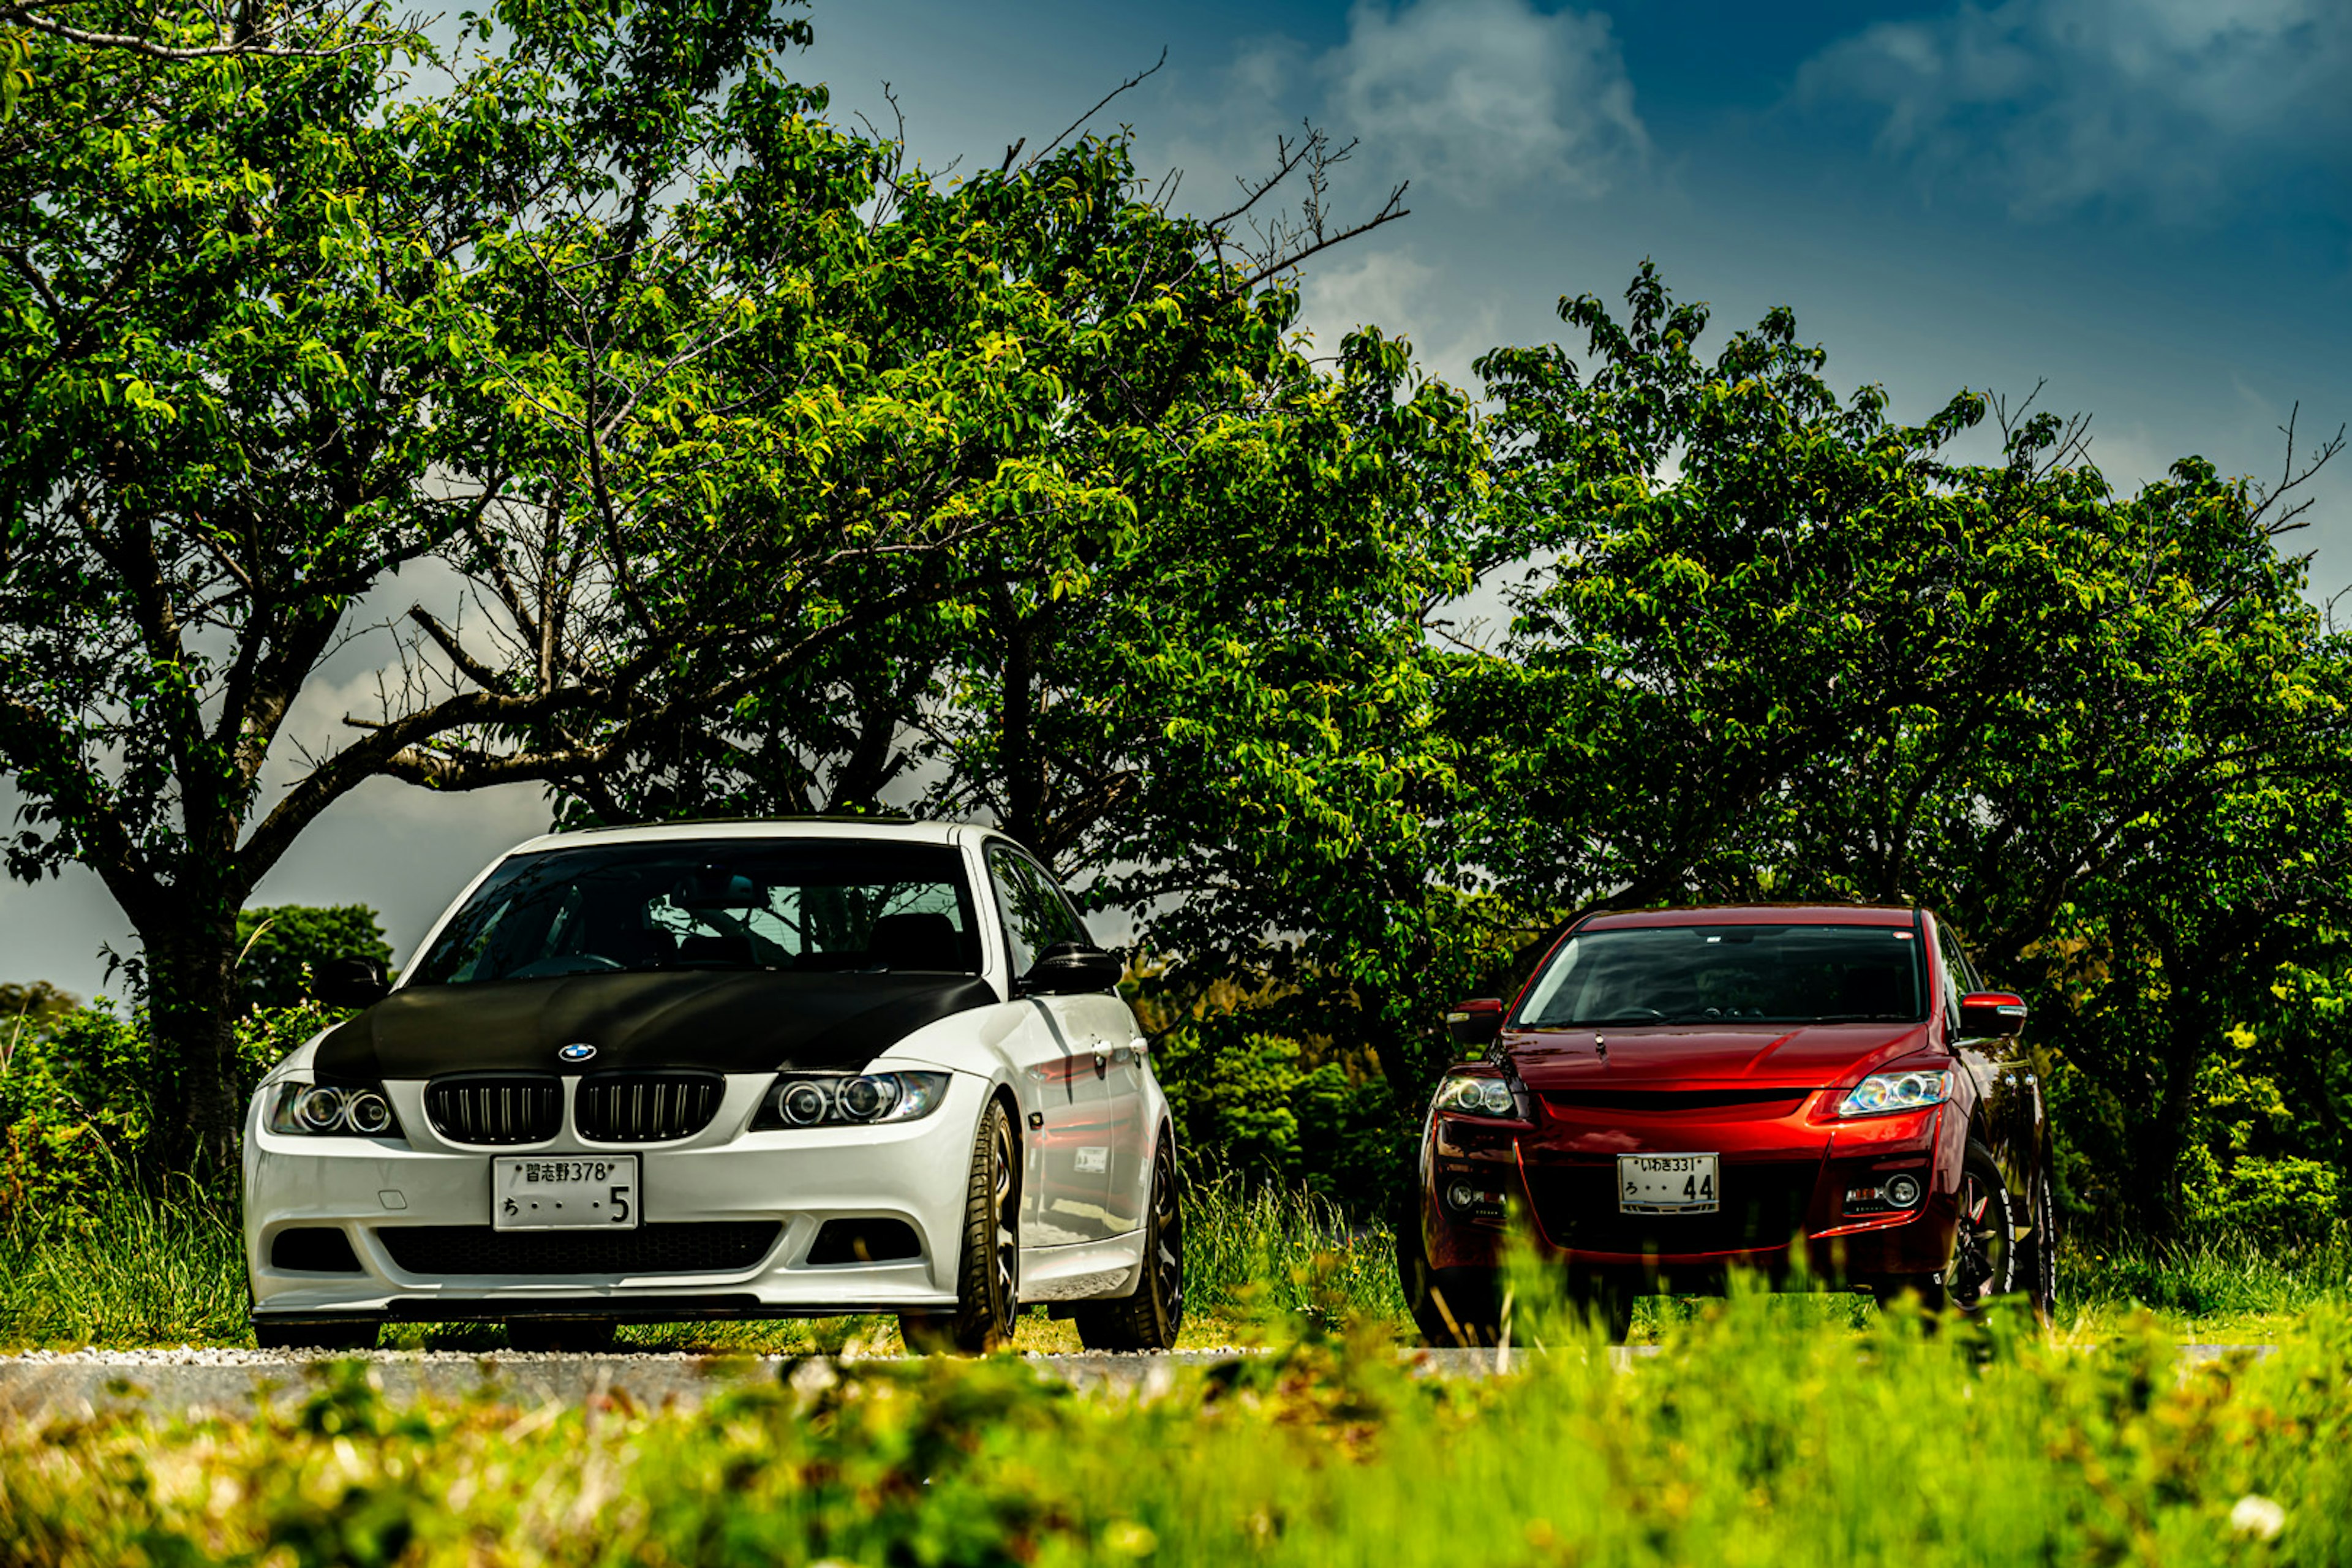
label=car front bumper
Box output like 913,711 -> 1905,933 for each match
1421,1096 -> 1964,1284
244,1071 -> 986,1324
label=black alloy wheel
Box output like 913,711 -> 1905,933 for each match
902,1097 -> 1019,1354
1075,1134 -> 1185,1351
1875,1140 -> 2017,1314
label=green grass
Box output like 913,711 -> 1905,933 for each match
2059,1229 -> 2352,1341
2,1180 -> 2342,1351
7,1292 -> 2351,1565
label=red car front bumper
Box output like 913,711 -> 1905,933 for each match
1422,1091 -> 1965,1283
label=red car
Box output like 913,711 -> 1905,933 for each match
1401,905 -> 2053,1341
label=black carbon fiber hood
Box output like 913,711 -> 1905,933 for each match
312,969 -> 999,1080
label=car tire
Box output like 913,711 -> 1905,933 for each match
901,1096 -> 1019,1354
1568,1268 -> 1637,1345
2018,1163 -> 2057,1324
253,1320 -> 377,1351
1074,1134 -> 1184,1351
1401,1232 -> 1502,1348
506,1319 -> 617,1353
1875,1139 -> 2018,1315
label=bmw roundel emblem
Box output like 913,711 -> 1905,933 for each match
557,1042 -> 597,1063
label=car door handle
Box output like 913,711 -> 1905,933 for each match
1092,1046 -> 1110,1079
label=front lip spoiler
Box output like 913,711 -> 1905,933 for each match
252,1295 -> 946,1325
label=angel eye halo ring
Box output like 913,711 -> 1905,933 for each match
753,1071 -> 951,1131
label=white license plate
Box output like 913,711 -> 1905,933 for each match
492,1155 -> 639,1231
1618,1153 -> 1721,1214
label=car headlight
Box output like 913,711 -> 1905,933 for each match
1837,1069 -> 1950,1118
751,1071 -> 952,1130
1433,1074 -> 1521,1118
265,1080 -> 402,1138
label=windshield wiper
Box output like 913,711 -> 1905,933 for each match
1809,1012 -> 1914,1022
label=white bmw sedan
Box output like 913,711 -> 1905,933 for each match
241,820 -> 1181,1353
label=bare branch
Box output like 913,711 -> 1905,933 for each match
1020,47 -> 1166,170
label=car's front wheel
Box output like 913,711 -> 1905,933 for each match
1074,1134 -> 1184,1351
900,1097 -> 1019,1354
1875,1139 -> 2017,1315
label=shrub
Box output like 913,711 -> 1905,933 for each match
0,999 -> 330,1221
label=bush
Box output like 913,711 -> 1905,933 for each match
0,999 -> 330,1221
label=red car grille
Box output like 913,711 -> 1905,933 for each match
575,1072 -> 725,1143
1542,1088 -> 1807,1116
1524,1161 -> 1820,1256
379,1221 -> 782,1276
424,1074 -> 563,1145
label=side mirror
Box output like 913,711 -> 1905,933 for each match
1959,990 -> 2028,1038
315,955 -> 390,1009
1446,997 -> 1505,1052
1020,941 -> 1123,996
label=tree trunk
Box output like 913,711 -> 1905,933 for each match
140,907 -> 246,1182
2130,990 -> 2215,1240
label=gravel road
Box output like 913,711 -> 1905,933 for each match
0,1342 -> 2276,1424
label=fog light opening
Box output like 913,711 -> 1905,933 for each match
1885,1173 -> 1923,1208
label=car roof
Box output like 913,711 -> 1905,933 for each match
1578,903 -> 1920,930
500,818 -> 990,856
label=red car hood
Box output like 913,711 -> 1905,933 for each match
1504,1021 -> 1931,1091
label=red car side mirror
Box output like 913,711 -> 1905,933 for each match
1958,990 -> 2029,1037
1446,997 -> 1505,1051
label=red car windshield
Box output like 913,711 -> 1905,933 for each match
1516,924 -> 1926,1028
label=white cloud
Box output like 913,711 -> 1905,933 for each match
1800,0 -> 2351,218
1297,247 -> 1502,388
1318,0 -> 1648,205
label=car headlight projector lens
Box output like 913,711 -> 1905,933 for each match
1837,1069 -> 1950,1118
753,1071 -> 952,1130
267,1080 -> 402,1138
1433,1074 -> 1520,1118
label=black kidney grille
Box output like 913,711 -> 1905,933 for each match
1523,1160 -> 1822,1256
379,1222 -> 782,1276
575,1071 -> 725,1143
425,1075 -> 562,1145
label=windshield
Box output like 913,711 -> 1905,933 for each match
412,840 -> 981,986
1515,923 -> 1926,1028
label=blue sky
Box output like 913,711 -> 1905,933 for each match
5,0 -> 2348,998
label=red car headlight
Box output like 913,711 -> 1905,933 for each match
1433,1074 -> 1521,1118
1837,1069 -> 1949,1118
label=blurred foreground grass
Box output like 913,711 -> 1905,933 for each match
0,1177 -> 2341,1350
6,1292 -> 2350,1566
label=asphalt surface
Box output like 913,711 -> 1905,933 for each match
0,1343 -> 2277,1423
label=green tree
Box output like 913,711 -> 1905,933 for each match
0,1 -> 1431,1175
232,904 -> 391,1012
1462,265 -> 2350,1231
